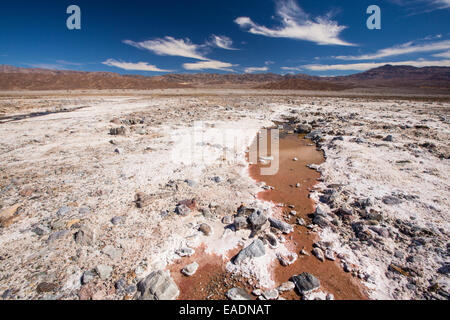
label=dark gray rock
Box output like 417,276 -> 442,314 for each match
306,131 -> 323,142
248,210 -> 268,231
268,217 -> 293,234
212,176 -> 222,183
383,196 -> 403,205
234,216 -> 248,230
313,216 -> 330,228
312,248 -> 325,262
233,239 -> 266,264
291,273 -> 321,295
111,216 -> 125,225
295,124 -> 312,134
136,270 -> 179,300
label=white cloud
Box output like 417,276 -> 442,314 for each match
336,40 -> 450,60
388,0 -> 450,14
102,59 -> 172,72
25,63 -> 67,70
303,59 -> 450,71
433,50 -> 450,58
281,66 -> 303,71
123,37 -> 208,60
244,66 -> 269,73
235,0 -> 354,46
182,60 -> 237,71
209,35 -> 238,50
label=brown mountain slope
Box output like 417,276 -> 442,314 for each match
1,64 -> 449,91
256,78 -> 353,91
0,68 -> 190,90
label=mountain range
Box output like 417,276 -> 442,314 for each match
0,64 -> 449,91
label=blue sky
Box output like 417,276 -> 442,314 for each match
0,0 -> 449,76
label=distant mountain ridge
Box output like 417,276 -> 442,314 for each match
0,64 -> 449,90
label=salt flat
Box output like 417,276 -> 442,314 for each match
0,90 -> 448,300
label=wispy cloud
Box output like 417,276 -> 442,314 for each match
433,50 -> 450,58
209,35 -> 238,50
55,60 -> 85,66
244,66 -> 269,73
303,59 -> 450,71
335,39 -> 450,60
182,60 -> 237,71
281,66 -> 303,71
24,63 -> 67,70
102,59 -> 172,72
124,37 -> 208,60
235,0 -> 354,46
388,0 -> 450,14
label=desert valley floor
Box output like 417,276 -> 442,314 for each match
0,89 -> 449,300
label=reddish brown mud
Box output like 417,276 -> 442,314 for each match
249,130 -> 367,300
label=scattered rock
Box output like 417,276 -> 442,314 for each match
95,265 -> 113,280
291,273 -> 321,295
175,204 -> 190,216
36,282 -> 58,294
182,262 -> 199,276
383,135 -> 394,142
47,230 -> 70,244
111,216 -> 125,225
300,248 -> 309,256
295,124 -> 312,134
109,127 -> 126,136
252,289 -> 262,296
248,210 -> 268,231
222,216 -> 233,225
265,232 -> 279,249
136,270 -> 179,300
383,196 -> 403,205
0,204 -> 21,228
135,192 -> 151,209
268,217 -> 293,234
324,249 -> 336,261
233,239 -> 266,264
277,252 -> 298,266
198,223 -> 212,236
102,245 -> 123,260
74,226 -> 95,246
212,176 -> 222,183
176,247 -> 195,257
82,270 -> 96,284
226,288 -> 252,300
312,248 -> 325,262
56,206 -> 70,216
313,216 -> 330,228
277,281 -> 295,292
233,216 -> 248,230
262,289 -> 279,300
185,179 -> 198,187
